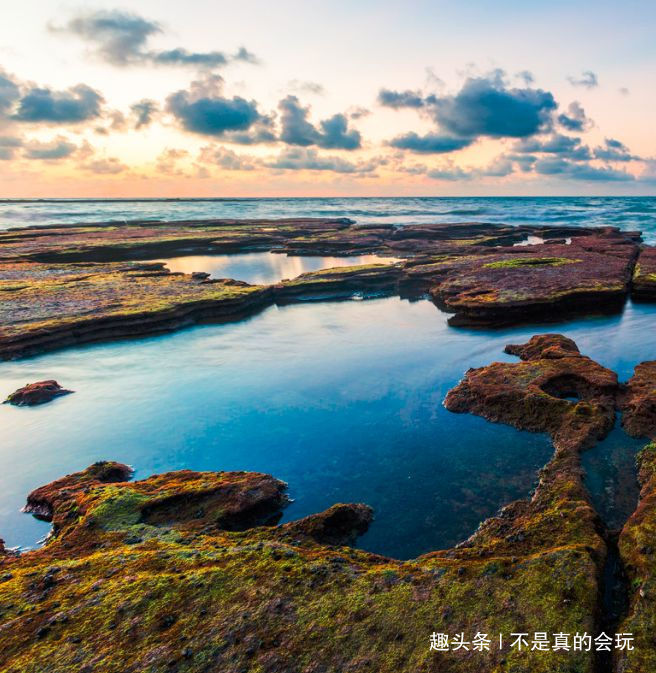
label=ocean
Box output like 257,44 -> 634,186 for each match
1,196 -> 655,242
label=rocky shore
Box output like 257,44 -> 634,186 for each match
1,334 -> 655,672
1,218 -> 653,358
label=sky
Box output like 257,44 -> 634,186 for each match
0,0 -> 655,197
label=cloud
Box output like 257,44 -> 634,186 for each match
389,132 -> 472,153
24,137 -> 77,159
377,89 -> 426,109
426,164 -> 470,181
422,156 -> 515,181
13,84 -> 103,123
199,145 -> 258,170
131,99 -> 158,129
534,157 -> 633,181
55,9 -> 258,70
288,80 -> 325,96
167,77 -> 263,137
567,71 -> 599,89
431,73 -> 556,138
155,147 -> 188,175
221,123 -> 277,145
0,135 -> 22,160
81,157 -> 127,174
152,49 -> 230,68
558,101 -> 590,132
514,134 -> 592,161
57,10 -> 160,66
0,70 -> 20,113
593,138 -> 638,162
265,147 -> 379,174
382,71 -> 557,152
348,106 -> 370,120
278,95 -> 361,149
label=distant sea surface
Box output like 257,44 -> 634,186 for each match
1,196 -> 655,243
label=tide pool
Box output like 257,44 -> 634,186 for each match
1,296 -> 655,558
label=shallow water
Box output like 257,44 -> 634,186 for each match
582,421 -> 645,531
156,251 -> 397,285
2,196 -> 656,243
2,296 -> 655,558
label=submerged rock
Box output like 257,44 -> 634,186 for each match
4,380 -> 73,406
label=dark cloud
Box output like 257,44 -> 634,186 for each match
266,147 -> 378,173
382,71 -> 557,153
593,138 -> 637,162
222,123 -> 277,145
278,96 -> 361,150
534,157 -> 633,181
152,49 -> 228,67
59,10 -> 160,66
377,89 -> 426,109
514,134 -> 592,161
389,132 -> 472,153
558,101 -> 590,132
24,138 -> 76,159
13,85 -> 103,123
426,165 -> 469,181
56,10 -> 258,70
167,82 -> 262,137
431,74 -> 556,138
505,153 -> 538,172
567,71 -> 599,89
131,99 -> 158,129
0,70 -> 20,113
152,47 -> 256,69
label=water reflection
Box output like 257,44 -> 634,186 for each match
155,251 -> 398,284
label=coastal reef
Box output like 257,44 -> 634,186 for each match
632,247 -> 656,301
3,335 -> 656,671
619,362 -> 656,439
0,218 -> 653,358
0,458 -> 604,673
444,333 -> 618,450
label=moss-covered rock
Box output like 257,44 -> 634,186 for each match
0,458 -> 606,673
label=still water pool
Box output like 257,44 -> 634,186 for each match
1,297 -> 655,558
155,251 -> 398,284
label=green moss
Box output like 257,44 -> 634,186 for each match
88,488 -> 148,530
483,257 -> 581,269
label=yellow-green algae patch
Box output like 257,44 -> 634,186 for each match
0,440 -> 607,673
483,257 -> 581,269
